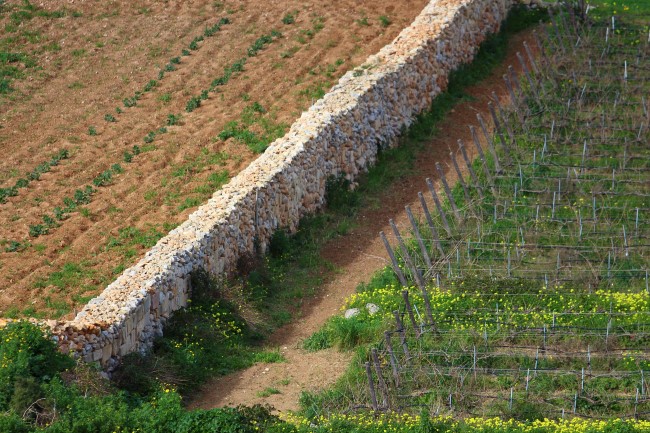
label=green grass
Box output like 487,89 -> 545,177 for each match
0,2 -> 81,94
252,349 -> 286,364
33,262 -> 92,292
256,387 -> 281,398
217,103 -> 288,153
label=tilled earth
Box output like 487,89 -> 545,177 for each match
0,0 -> 427,318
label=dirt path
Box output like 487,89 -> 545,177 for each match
189,29 -> 538,412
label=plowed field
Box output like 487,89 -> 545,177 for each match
0,0 -> 426,319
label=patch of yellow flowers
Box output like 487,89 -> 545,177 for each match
341,282 -> 650,330
282,412 -> 650,432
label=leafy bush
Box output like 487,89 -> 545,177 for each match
4,240 -> 25,253
53,207 -> 65,220
378,15 -> 391,27
282,12 -> 295,25
42,215 -> 57,228
248,34 -> 274,57
104,114 -> 116,122
143,79 -> 157,92
122,97 -> 137,108
185,96 -> 201,112
15,178 -> 29,188
88,126 -> 97,136
28,224 -> 48,237
92,170 -> 113,187
0,322 -> 73,411
143,131 -> 156,143
73,186 -> 94,205
0,186 -> 17,203
167,113 -> 180,126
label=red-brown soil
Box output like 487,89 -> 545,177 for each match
0,0 -> 428,318
188,29 -> 538,413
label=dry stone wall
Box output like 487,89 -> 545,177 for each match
48,0 -> 513,368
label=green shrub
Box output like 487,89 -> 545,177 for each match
143,131 -> 156,143
302,327 -> 332,351
327,316 -> 377,350
0,322 -> 73,411
167,113 -> 180,126
28,224 -> 48,237
143,79 -> 158,92
185,96 -> 201,112
0,186 -> 17,203
73,186 -> 94,205
88,126 -> 97,136
9,376 -> 41,415
42,214 -> 57,228
0,412 -> 30,433
123,97 -> 137,108
282,12 -> 295,25
53,207 -> 65,220
4,240 -> 25,253
14,178 -> 29,188
92,170 -> 113,187
247,34 -> 275,57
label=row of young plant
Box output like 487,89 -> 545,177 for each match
297,3 -> 650,423
4,156 -> 137,253
1,16 -> 235,250
0,150 -> 68,204
114,17 -> 231,114
3,13 -> 304,260
176,31 -> 284,153
4,26 -> 287,245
